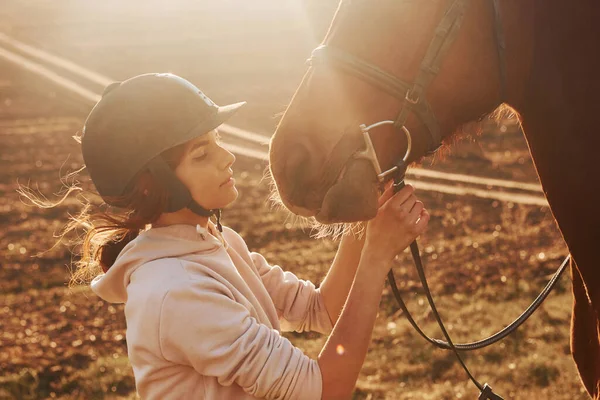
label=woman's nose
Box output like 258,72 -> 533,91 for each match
220,146 -> 236,169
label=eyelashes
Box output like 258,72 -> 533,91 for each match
192,133 -> 222,161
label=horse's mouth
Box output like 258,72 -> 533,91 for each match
314,157 -> 380,224
281,164 -> 348,219
283,159 -> 352,219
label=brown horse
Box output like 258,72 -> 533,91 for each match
269,0 -> 600,397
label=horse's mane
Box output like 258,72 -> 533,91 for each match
430,103 -> 519,164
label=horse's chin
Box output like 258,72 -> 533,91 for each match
281,202 -> 317,218
314,159 -> 379,224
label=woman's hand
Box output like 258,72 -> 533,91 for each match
363,182 -> 430,275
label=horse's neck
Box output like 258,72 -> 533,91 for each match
520,57 -> 600,243
518,0 -> 600,308
520,0 -> 600,181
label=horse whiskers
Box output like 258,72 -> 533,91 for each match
265,173 -> 315,227
310,221 -> 365,241
264,168 -> 289,211
264,168 -> 365,241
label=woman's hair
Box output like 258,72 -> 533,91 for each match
21,142 -> 187,287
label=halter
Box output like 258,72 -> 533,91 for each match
308,1 -> 569,398
310,0 -> 478,174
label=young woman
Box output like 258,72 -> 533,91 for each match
72,73 -> 429,399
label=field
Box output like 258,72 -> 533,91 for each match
0,1 -> 589,399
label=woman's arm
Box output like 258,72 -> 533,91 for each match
318,232 -> 365,326
318,184 -> 429,398
319,181 -> 392,326
318,252 -> 388,399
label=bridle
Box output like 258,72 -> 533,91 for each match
308,1 -> 570,399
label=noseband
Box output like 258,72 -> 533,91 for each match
307,1 -> 569,399
309,0 -> 506,182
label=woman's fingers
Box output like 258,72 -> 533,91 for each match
377,180 -> 395,207
391,193 -> 417,218
384,184 -> 415,209
415,209 -> 430,232
364,184 -> 430,262
407,201 -> 425,224
376,184 -> 428,228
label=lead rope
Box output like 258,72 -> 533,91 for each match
390,164 -> 504,400
388,249 -> 569,352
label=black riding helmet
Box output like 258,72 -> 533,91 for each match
81,73 -> 246,230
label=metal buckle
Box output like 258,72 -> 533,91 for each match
354,120 -> 412,182
405,88 -> 421,105
478,384 -> 504,400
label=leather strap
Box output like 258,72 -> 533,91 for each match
394,0 -> 469,150
309,45 -> 442,154
146,156 -> 217,218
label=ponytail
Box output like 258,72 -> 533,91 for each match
67,169 -> 171,284
19,142 -> 187,287
20,168 -> 172,287
98,230 -> 140,273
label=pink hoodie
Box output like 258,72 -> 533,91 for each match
91,223 -> 333,399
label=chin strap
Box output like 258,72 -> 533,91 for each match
188,200 -> 223,232
147,155 -> 224,232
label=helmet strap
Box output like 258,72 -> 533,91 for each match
188,200 -> 223,232
147,156 -> 223,231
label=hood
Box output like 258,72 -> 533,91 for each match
90,223 -> 225,303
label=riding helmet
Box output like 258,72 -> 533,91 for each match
81,73 -> 245,223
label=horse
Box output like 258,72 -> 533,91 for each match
268,0 -> 600,397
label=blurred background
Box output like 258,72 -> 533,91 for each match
1,0 -> 340,132
0,1 -> 586,399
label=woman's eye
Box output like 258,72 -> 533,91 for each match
193,153 -> 207,161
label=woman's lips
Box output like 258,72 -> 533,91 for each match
220,176 -> 234,187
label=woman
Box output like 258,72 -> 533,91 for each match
74,73 -> 429,399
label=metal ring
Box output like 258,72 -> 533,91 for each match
360,120 -> 412,163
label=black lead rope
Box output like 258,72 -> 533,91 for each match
390,162 -> 504,399
388,163 -> 569,398
387,250 -> 569,352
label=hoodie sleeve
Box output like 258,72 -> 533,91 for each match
250,252 -> 334,335
159,275 -> 323,400
222,227 -> 333,335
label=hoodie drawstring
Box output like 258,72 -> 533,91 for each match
215,209 -> 223,233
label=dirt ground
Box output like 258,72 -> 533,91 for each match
0,1 -> 589,399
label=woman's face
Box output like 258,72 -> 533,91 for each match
174,130 -> 238,210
